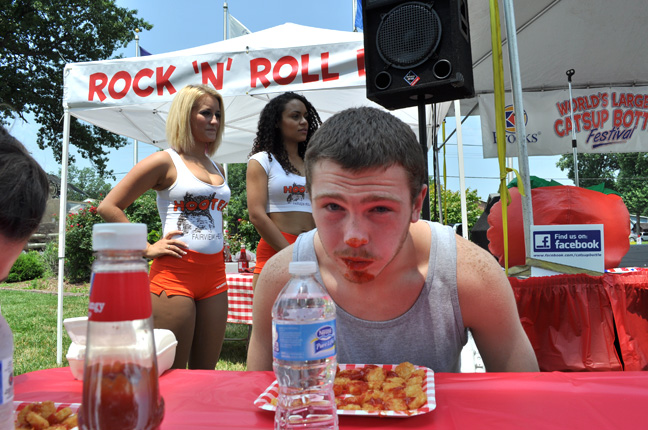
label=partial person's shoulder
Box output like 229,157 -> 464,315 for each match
456,235 -> 507,287
144,149 -> 173,166
256,244 -> 294,291
127,150 -> 173,176
248,151 -> 270,166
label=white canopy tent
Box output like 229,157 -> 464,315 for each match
453,0 -> 648,116
57,23 -> 451,362
442,0 -> 648,260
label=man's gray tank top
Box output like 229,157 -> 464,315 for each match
292,221 -> 467,372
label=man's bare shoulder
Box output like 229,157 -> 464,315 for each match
256,244 -> 294,291
455,235 -> 508,289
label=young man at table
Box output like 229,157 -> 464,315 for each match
246,107 -> 539,373
0,126 -> 49,282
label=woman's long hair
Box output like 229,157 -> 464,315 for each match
249,92 -> 321,175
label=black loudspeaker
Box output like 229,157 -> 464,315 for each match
362,0 -> 474,110
470,193 -> 500,254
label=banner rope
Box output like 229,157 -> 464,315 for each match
489,0 -> 512,275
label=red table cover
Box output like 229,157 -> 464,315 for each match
226,273 -> 254,325
14,368 -> 648,429
510,271 -> 648,371
603,271 -> 648,370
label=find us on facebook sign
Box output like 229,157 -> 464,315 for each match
531,224 -> 604,273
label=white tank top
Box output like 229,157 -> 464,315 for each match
248,151 -> 312,213
156,149 -> 230,254
292,221 -> 467,372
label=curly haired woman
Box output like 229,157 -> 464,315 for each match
246,92 -> 321,290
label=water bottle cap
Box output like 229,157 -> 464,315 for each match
289,261 -> 317,275
93,223 -> 148,250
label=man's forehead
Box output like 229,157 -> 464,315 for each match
310,160 -> 409,197
311,159 -> 405,176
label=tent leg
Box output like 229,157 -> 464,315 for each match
454,100 -> 469,240
432,105 -> 443,224
57,108 -> 71,365
418,98 -> 430,221
503,0 -> 534,256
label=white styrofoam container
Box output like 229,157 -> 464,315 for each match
64,317 -> 177,379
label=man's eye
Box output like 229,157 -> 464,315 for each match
325,203 -> 342,211
372,206 -> 391,213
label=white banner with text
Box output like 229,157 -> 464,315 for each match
480,87 -> 648,158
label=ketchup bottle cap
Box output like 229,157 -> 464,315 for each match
93,223 -> 148,251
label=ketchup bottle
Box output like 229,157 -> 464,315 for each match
238,243 -> 249,273
80,223 -> 164,430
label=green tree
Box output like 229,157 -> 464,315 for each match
0,0 -> 152,176
224,163 -> 260,252
124,190 -> 162,243
556,153 -> 619,190
557,152 -> 648,233
429,182 -> 483,236
616,153 -> 648,234
57,165 -> 115,201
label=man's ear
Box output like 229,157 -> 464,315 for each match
411,184 -> 428,222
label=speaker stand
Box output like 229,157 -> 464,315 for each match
418,98 -> 431,221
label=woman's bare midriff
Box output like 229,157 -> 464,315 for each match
268,211 -> 315,236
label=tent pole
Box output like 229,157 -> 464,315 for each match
503,0 -> 534,256
223,2 -> 228,40
566,69 -> 579,187
56,108 -> 72,365
134,30 -> 140,165
433,105 -> 443,224
454,100 -> 468,239
418,98 -> 430,221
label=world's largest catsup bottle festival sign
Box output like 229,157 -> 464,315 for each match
479,86 -> 648,157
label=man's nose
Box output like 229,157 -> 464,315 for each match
343,216 -> 368,248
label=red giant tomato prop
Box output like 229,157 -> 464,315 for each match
487,186 -> 630,269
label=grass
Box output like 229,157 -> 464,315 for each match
0,284 -> 249,375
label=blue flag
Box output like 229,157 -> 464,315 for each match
140,46 -> 152,56
355,0 -> 363,31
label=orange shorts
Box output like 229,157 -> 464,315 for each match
149,249 -> 227,300
253,232 -> 298,275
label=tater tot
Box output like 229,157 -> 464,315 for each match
395,361 -> 415,379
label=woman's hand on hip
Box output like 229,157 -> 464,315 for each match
146,230 -> 188,259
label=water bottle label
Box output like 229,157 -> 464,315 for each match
0,357 -> 13,405
273,320 -> 336,361
89,272 -> 152,322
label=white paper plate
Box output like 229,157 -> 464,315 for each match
254,363 -> 436,418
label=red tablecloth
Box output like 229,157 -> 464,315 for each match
226,273 -> 254,325
510,271 -> 648,371
14,367 -> 648,429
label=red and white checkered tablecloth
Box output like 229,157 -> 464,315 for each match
226,273 -> 254,325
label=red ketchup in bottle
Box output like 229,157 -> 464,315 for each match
79,224 -> 164,430
238,243 -> 249,273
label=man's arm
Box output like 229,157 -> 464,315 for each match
246,246 -> 294,371
456,237 -> 539,372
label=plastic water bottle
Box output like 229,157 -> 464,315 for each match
0,306 -> 13,430
238,243 -> 249,273
79,223 -> 164,430
272,261 -> 338,430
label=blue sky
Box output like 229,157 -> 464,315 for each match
9,0 -> 572,201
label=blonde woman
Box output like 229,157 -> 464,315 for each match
98,84 -> 230,370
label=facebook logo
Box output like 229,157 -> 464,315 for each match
535,234 -> 551,250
